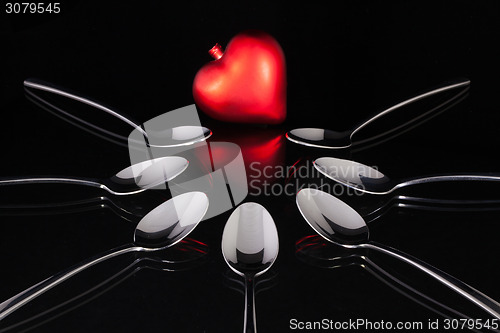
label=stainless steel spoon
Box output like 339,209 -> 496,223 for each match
24,78 -> 212,148
286,80 -> 469,149
360,195 -> 500,223
222,202 -> 279,333
296,235 -> 483,323
0,238 -> 208,332
0,194 -> 169,224
0,191 -> 209,321
296,188 -> 500,319
314,156 -> 500,195
0,156 -> 188,196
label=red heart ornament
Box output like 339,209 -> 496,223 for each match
193,30 -> 287,124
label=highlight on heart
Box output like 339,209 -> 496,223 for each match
193,30 -> 287,125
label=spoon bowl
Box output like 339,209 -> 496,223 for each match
133,191 -> 207,247
296,188 -> 500,319
222,202 -> 279,333
296,187 -> 369,244
222,202 -> 279,277
286,128 -> 352,149
129,125 -> 212,149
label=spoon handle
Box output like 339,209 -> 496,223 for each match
350,79 -> 470,139
0,244 -> 141,321
24,78 -> 147,141
364,242 -> 500,319
396,174 -> 500,191
0,176 -> 103,188
0,196 -> 117,215
244,275 -> 257,333
0,177 -> 119,197
363,257 -> 472,320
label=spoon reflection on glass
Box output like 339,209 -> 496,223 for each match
224,269 -> 278,299
0,191 -> 209,321
314,156 -> 500,195
296,188 -> 500,319
0,193 -> 169,224
0,156 -> 188,196
360,195 -> 500,223
24,78 -> 212,148
296,235 -> 480,321
286,80 -> 469,149
282,158 -> 500,222
222,203 -> 279,333
0,238 -> 208,332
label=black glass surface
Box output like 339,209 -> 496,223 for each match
1,1 -> 500,332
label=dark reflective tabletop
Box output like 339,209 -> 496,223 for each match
2,2 -> 500,332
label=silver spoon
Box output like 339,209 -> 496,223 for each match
0,156 -> 188,196
314,156 -> 500,195
295,235 -> 485,323
0,238 -> 208,333
286,80 -> 469,149
361,195 -> 500,223
24,78 -> 212,148
0,191 -> 209,321
0,195 -> 159,223
222,202 -> 279,333
296,188 -> 500,319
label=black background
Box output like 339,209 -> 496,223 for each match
1,1 -> 500,332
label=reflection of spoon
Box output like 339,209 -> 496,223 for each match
0,238 -> 208,333
296,188 -> 500,319
1,140 -> 249,223
0,191 -> 209,321
0,194 -> 168,224
314,156 -> 500,195
295,235 -> 481,321
0,156 -> 188,196
224,269 -> 278,297
286,80 -> 469,149
222,203 -> 279,333
360,195 -> 500,223
282,158 -> 500,221
24,78 -> 212,148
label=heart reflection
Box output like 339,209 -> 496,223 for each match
212,126 -> 286,194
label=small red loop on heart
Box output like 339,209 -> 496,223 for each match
208,43 -> 224,60
194,31 -> 287,124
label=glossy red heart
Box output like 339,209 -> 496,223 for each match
193,30 -> 287,124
